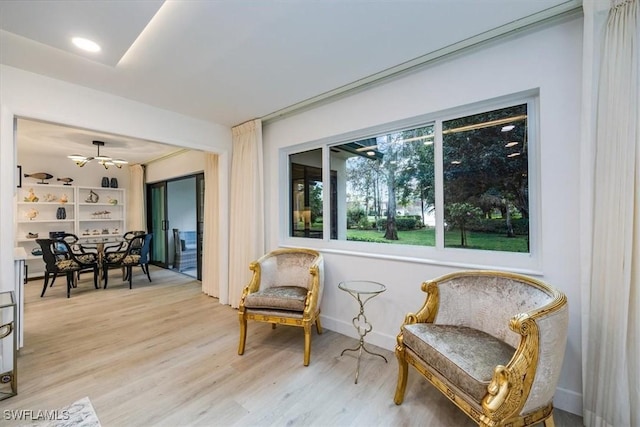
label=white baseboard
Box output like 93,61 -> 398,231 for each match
554,387 -> 583,416
320,314 -> 584,417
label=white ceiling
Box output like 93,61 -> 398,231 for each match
1,0 -> 579,163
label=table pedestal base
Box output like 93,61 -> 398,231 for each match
341,339 -> 387,384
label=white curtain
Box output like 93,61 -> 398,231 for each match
582,0 -> 639,426
227,119 -> 264,308
202,153 -> 220,298
127,164 -> 146,231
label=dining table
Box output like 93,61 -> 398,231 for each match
78,236 -> 125,287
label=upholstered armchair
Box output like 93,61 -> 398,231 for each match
394,271 -> 568,427
238,248 -> 324,366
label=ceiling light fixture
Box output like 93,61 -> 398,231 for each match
505,141 -> 519,148
72,37 -> 101,53
67,141 -> 128,169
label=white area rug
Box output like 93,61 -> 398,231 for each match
22,397 -> 101,427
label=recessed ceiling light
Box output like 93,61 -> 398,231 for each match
501,125 -> 515,132
507,152 -> 521,158
451,160 -> 461,165
505,141 -> 519,148
72,37 -> 101,53
366,151 -> 376,156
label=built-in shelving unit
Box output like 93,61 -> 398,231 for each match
15,185 -> 126,277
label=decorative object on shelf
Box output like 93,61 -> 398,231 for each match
91,210 -> 111,219
112,228 -> 119,235
101,177 -> 109,188
92,229 -> 100,235
43,193 -> 57,202
110,178 -> 118,188
108,196 -> 118,205
85,190 -> 99,203
26,208 -> 38,220
60,194 -> 69,204
17,165 -> 22,188
24,188 -> 39,202
31,247 -> 43,256
101,229 -> 109,235
26,232 -> 38,239
57,177 -> 74,186
23,172 -> 53,184
82,229 -> 91,236
68,140 -> 129,169
56,207 -> 67,220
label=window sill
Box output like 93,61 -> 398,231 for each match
280,238 -> 543,277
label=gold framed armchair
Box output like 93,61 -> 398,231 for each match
238,248 -> 324,366
394,271 -> 568,427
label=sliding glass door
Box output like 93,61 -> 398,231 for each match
148,182 -> 169,268
147,173 -> 204,279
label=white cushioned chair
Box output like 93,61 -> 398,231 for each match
238,248 -> 324,366
394,270 -> 568,427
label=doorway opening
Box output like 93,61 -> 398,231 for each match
147,173 -> 204,280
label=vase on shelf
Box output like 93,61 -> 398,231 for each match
101,177 -> 109,188
56,207 -> 66,220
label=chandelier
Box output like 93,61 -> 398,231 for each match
67,141 -> 129,169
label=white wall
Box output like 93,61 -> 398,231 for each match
146,150 -> 205,184
0,65 -> 232,301
263,17 -> 584,414
18,147 -> 131,191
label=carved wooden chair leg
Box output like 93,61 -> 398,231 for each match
66,272 -> 74,298
393,348 -> 409,405
143,264 -> 152,282
543,415 -> 556,427
238,313 -> 247,355
315,315 -> 323,334
103,265 -> 109,289
41,272 -> 51,297
303,323 -> 312,366
93,266 -> 99,289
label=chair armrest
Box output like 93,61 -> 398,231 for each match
481,313 -> 539,423
482,294 -> 568,423
401,281 -> 439,328
104,241 -> 127,254
303,255 -> 323,317
239,261 -> 262,306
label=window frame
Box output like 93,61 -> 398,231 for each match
279,90 -> 541,273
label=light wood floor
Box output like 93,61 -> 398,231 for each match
1,267 -> 583,426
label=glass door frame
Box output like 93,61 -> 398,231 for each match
147,181 -> 169,268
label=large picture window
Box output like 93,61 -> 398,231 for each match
286,96 -> 535,259
442,104 -> 529,252
330,124 -> 435,246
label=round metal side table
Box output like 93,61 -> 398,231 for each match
338,280 -> 387,384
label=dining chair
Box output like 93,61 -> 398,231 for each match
103,233 -> 153,289
44,232 -> 97,289
36,238 -> 99,298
